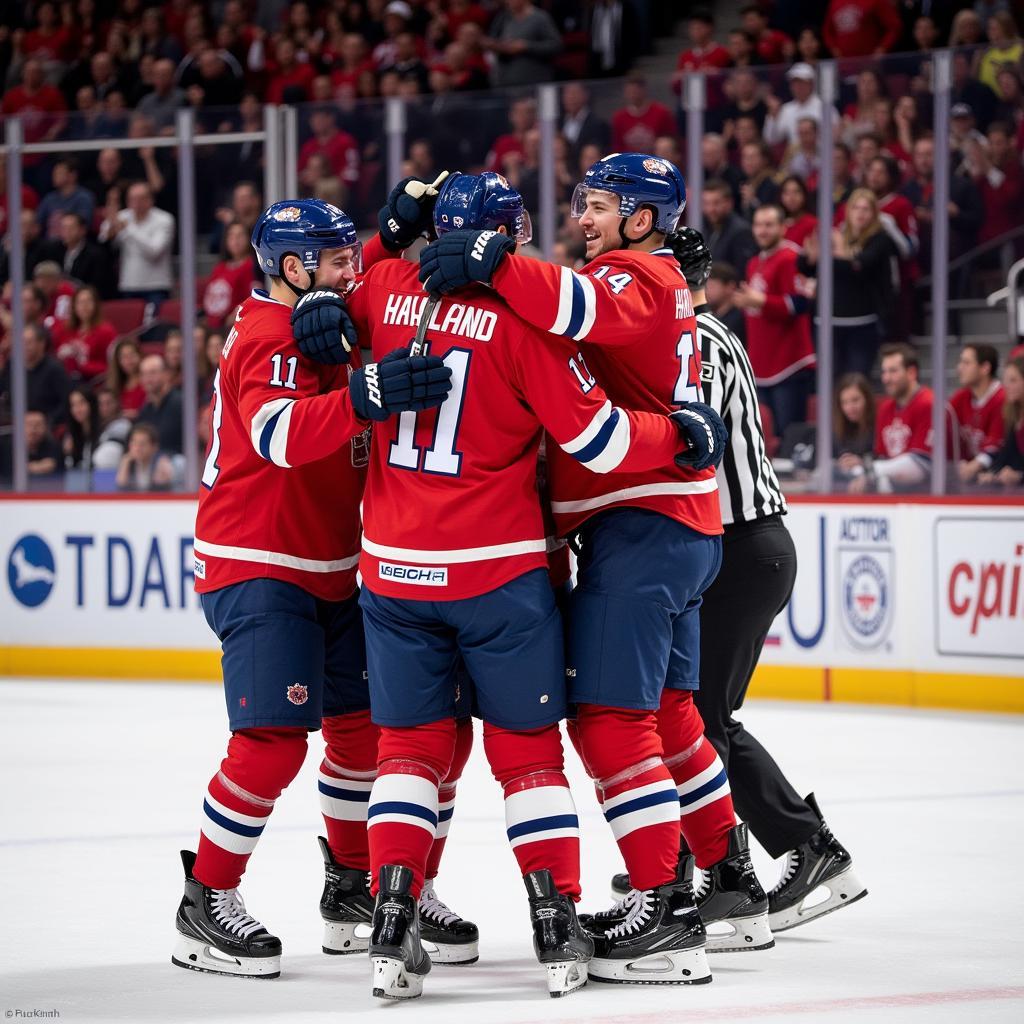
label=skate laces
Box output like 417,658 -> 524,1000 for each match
693,867 -> 710,900
418,885 -> 461,927
594,887 -> 641,921
605,889 -> 655,938
770,850 -> 801,894
210,888 -> 266,940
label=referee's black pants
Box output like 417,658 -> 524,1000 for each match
695,514 -> 821,858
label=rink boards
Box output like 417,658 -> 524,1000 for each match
1,494 -> 1022,712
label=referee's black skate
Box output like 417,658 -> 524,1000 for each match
524,869 -> 593,997
587,863 -> 711,986
370,865 -> 431,1000
172,850 -> 281,978
318,836 -> 373,955
419,881 -> 480,965
768,793 -> 867,933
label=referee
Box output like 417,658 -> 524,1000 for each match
667,228 -> 867,933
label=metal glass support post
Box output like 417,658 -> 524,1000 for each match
684,73 -> 705,230
930,50 -> 952,495
176,108 -> 200,493
538,84 -> 558,260
262,104 -> 282,205
5,118 -> 27,493
386,98 -> 406,190
282,105 -> 299,199
815,60 -> 837,492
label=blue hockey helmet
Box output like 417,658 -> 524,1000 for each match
251,199 -> 361,283
570,152 -> 687,238
433,172 -> 532,244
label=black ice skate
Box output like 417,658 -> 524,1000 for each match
768,793 -> 867,933
418,881 -> 480,965
369,865 -> 432,1000
587,863 -> 711,986
609,835 -> 688,899
524,869 -> 594,998
318,836 -> 374,955
172,849 -> 281,979
694,823 -> 773,952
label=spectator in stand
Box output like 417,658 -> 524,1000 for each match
702,134 -> 743,205
611,73 -> 676,154
52,212 -> 115,299
951,53 -> 996,132
164,330 -> 184,391
823,0 -> 902,58
84,149 -> 129,220
486,0 -> 562,88
25,408 -> 63,480
726,29 -> 760,69
992,68 -> 1024,133
740,5 -> 795,64
560,83 -> 609,165
779,176 -> 818,248
372,3 -> 416,71
833,142 -> 857,207
21,1 -> 72,63
800,188 -> 897,378
703,178 -> 758,275
734,204 -> 816,435
198,329 -> 226,407
705,262 -> 747,344
853,132 -> 882,184
299,106 -> 360,192
22,323 -> 71,427
0,213 -> 53,288
486,96 -> 537,173
964,122 -> 1024,260
137,6 -> 183,64
892,96 -> 923,165
796,26 -> 826,66
951,343 -> 1006,482
842,69 -> 887,148
136,353 -> 183,455
265,36 -> 315,104
782,118 -> 821,190
203,222 -> 259,330
870,98 -> 912,173
847,343 -> 933,494
0,160 -> 39,237
978,356 -> 1024,488
764,64 -> 840,148
978,12 -> 1022,94
136,58 -> 184,133
381,32 -> 429,88
99,182 -> 175,306
63,385 -> 102,473
32,262 -> 75,333
209,181 -> 262,258
720,69 -> 768,141
587,0 -> 640,78
948,8 -> 984,47
673,8 -> 731,97
739,141 -> 780,219
51,285 -> 116,383
90,386 -> 133,468
731,114 -> 763,159
36,159 -> 95,240
0,59 -> 67,186
116,421 -> 174,492
834,373 -> 877,464
108,338 -> 146,419
329,33 -> 375,95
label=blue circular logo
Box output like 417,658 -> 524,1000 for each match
7,534 -> 56,608
842,554 -> 888,642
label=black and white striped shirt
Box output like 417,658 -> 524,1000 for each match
696,305 -> 787,526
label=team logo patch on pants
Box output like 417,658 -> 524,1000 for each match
286,684 -> 309,705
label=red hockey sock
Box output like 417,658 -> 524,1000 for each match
426,716 -> 473,881
367,719 -> 456,899
194,727 -> 308,890
657,688 -> 734,868
576,704 -> 680,892
484,722 -> 581,900
319,709 -> 380,871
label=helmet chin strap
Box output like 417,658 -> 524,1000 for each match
617,206 -> 658,248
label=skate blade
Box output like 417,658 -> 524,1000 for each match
422,937 -> 479,966
172,935 -> 280,979
770,868 -> 868,933
590,945 -> 712,986
322,919 -> 371,955
705,910 -> 775,953
544,959 -> 588,998
371,956 -> 425,1000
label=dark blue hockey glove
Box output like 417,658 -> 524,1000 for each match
349,346 -> 453,422
290,289 -> 357,366
671,402 -> 729,472
418,229 -> 516,295
378,171 -> 450,251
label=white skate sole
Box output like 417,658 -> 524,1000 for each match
589,945 -> 711,985
769,867 -> 868,933
322,919 -> 371,955
371,955 -> 426,1000
422,937 -> 479,966
172,935 -> 281,978
705,910 -> 774,953
543,958 -> 588,998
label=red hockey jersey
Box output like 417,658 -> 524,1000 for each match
345,259 -> 687,600
875,386 -> 933,460
948,383 -> 1005,463
193,290 -> 371,601
743,242 -> 816,387
490,246 -> 723,538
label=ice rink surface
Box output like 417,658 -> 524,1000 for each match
2,679 -> 1023,1024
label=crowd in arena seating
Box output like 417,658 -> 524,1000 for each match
1,1 -> 1023,493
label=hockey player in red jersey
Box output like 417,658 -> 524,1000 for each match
420,154 -> 752,986
172,198 -> 453,979
950,343 -> 1006,483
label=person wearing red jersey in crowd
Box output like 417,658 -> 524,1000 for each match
611,74 -> 677,154
978,356 -> 1024,488
847,343 -> 933,494
485,96 -> 537,174
265,36 -> 316,104
964,122 -> 1024,250
0,59 -> 67,181
298,106 -> 361,192
823,0 -> 902,58
107,338 -> 146,419
950,343 -> 1006,483
328,33 -> 375,95
20,1 -> 73,62
51,285 -> 116,382
172,197 -> 452,981
673,8 -> 731,101
740,4 -> 795,64
203,222 -> 260,330
31,262 -> 75,334
418,155 -> 766,988
779,175 -> 818,249
734,204 -> 816,436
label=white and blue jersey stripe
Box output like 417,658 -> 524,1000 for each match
560,399 -> 632,474
250,397 -> 296,468
367,772 -> 439,836
550,266 -> 597,342
201,791 -> 271,857
504,784 -> 580,850
601,778 -> 681,842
